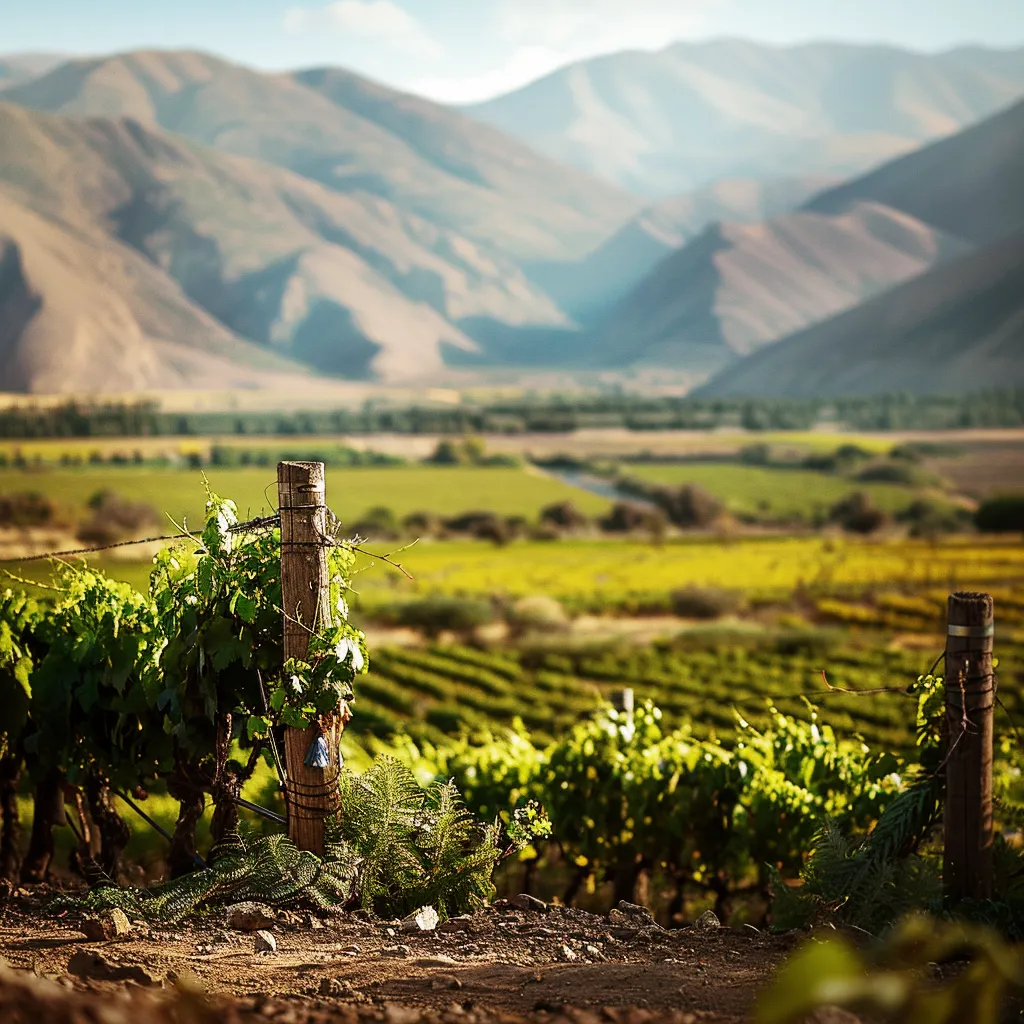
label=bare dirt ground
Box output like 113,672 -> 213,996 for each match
0,886 -> 850,1024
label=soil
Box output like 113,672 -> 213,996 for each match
0,887 -> 858,1024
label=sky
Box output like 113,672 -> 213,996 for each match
3,0 -> 1024,103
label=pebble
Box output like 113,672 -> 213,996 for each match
380,944 -> 412,958
557,944 -> 578,962
80,908 -> 133,941
401,906 -> 439,933
695,910 -> 721,930
512,894 -> 548,913
431,974 -> 463,990
227,902 -> 277,932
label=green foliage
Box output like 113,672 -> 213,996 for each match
25,568 -> 167,791
976,494 -> 1024,533
55,758 -> 502,922
0,589 -> 45,758
395,597 -> 495,639
756,913 -> 1024,1024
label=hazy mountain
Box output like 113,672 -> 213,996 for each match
1,50 -> 637,263
585,94 -> 1024,379
0,54 -> 67,87
0,103 -> 582,392
697,232 -> 1024,397
588,203 -> 970,374
464,40 -> 1024,196
805,93 -> 1024,246
531,175 -> 837,320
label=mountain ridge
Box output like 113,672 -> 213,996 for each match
464,39 -> 1024,195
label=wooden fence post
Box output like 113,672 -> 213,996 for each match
278,461 -> 341,855
944,591 -> 995,903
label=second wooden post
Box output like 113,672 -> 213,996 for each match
278,461 -> 342,855
943,591 -> 995,903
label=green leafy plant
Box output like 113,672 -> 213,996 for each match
756,913 -> 1024,1024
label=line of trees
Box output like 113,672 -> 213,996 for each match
2,390 -> 1022,439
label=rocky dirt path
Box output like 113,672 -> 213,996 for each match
0,887 -> 819,1024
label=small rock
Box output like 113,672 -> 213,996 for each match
254,930 -> 277,953
557,944 -> 578,962
402,906 -> 440,933
438,917 -> 471,934
227,902 -> 276,932
319,977 -> 356,998
512,894 -> 548,913
380,944 -> 412,958
80,908 -> 133,941
695,910 -> 721,930
431,974 -> 463,990
584,944 -> 603,959
67,949 -> 157,986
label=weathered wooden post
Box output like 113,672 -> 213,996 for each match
944,591 -> 995,903
278,461 -> 342,855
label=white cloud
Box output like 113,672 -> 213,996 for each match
283,1 -> 442,58
413,0 -> 727,103
413,45 -> 578,104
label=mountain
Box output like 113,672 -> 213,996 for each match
0,50 -> 636,263
588,203 -> 970,373
531,175 -> 837,320
0,102 -> 583,392
585,94 -> 1024,378
0,54 -> 66,87
463,40 -> 1024,196
696,232 -> 1024,397
805,93 -> 1024,246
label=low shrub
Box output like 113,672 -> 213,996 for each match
828,492 -> 889,534
0,492 -> 57,529
396,597 -> 495,639
669,585 -> 744,620
976,495 -> 1024,533
507,595 -> 571,636
76,490 -> 160,544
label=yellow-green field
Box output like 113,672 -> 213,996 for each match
10,536 -> 1022,615
621,463 -> 926,516
0,464 -> 611,525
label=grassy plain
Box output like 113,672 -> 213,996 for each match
0,464 -> 612,526
620,462 -> 923,516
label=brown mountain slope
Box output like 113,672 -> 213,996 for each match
531,175 -> 837,320
696,232 -> 1024,397
589,202 -> 970,373
806,95 -> 1024,244
1,50 -> 636,262
464,40 -> 1024,195
0,103 -> 583,391
0,194 -> 312,393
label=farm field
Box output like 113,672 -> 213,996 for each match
7,426 -> 1024,465
348,535 -> 1024,610
8,535 -> 1024,612
0,464 -> 612,526
618,462 -> 925,517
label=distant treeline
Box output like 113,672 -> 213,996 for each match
1,389 -> 1023,439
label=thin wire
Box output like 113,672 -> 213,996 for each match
0,512 -> 283,565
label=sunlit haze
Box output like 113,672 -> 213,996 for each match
3,0 -> 1023,102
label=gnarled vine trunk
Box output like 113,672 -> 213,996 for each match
86,775 -> 129,879
21,770 -> 62,883
167,756 -> 206,878
0,753 -> 22,880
